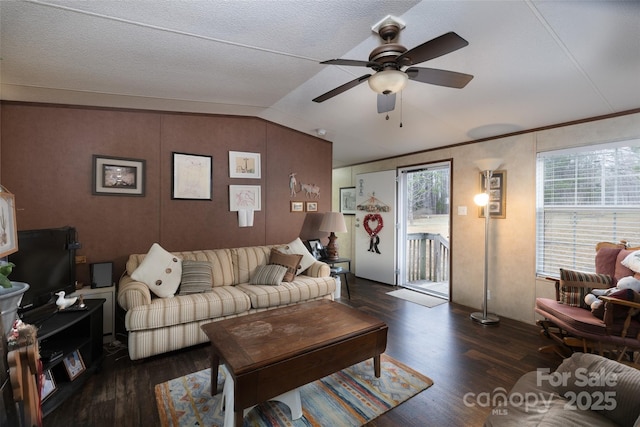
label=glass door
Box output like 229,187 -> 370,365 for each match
397,162 -> 451,299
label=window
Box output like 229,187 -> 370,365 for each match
536,140 -> 640,277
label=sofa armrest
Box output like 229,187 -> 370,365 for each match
117,275 -> 152,311
305,261 -> 330,278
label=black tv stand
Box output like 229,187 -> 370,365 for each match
31,299 -> 105,417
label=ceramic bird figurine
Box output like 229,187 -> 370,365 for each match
55,291 -> 77,310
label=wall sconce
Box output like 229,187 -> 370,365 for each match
470,158 -> 502,325
319,212 -> 347,260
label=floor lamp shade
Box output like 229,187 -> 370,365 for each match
319,212 -> 347,260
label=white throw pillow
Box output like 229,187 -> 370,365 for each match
131,243 -> 182,298
622,250 -> 640,273
279,237 -> 317,274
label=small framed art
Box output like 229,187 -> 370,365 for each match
63,350 -> 86,381
0,189 -> 18,258
290,201 -> 304,212
92,155 -> 145,197
229,185 -> 261,211
339,187 -> 356,215
479,170 -> 506,219
172,152 -> 213,200
306,201 -> 318,212
229,151 -> 261,179
41,369 -> 57,402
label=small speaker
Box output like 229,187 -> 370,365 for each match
90,262 -> 113,288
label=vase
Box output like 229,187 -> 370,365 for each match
0,281 -> 29,336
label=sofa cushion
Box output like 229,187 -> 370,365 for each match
269,248 -> 302,282
178,260 -> 212,295
250,264 -> 287,286
232,246 -> 273,285
131,243 -> 182,298
559,268 -> 612,308
279,237 -> 317,274
237,275 -> 336,309
554,353 -> 640,427
125,286 -> 251,331
174,249 -> 234,287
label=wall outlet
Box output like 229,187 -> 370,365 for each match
487,290 -> 491,300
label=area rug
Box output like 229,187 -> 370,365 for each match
387,288 -> 447,308
155,354 -> 433,427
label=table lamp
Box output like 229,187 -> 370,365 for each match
319,212 -> 347,260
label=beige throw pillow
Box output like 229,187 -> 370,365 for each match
279,237 -> 317,274
131,243 -> 182,298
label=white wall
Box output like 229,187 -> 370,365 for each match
332,112 -> 640,324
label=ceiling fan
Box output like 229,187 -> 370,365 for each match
312,16 -> 473,113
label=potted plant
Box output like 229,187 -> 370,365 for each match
0,261 -> 29,336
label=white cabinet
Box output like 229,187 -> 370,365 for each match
72,286 -> 115,343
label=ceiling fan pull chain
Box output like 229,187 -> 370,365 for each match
399,91 -> 403,128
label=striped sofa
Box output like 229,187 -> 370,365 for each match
117,244 -> 336,360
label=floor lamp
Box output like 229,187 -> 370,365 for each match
470,158 -> 502,325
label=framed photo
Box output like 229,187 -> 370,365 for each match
290,201 -> 304,212
172,152 -> 213,200
229,151 -> 261,179
41,369 -> 57,402
305,239 -> 326,260
0,189 -> 18,258
63,350 -> 86,381
479,170 -> 506,219
229,185 -> 261,211
92,155 -> 145,196
339,187 -> 356,215
306,201 -> 318,212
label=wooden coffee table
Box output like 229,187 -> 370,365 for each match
201,299 -> 388,426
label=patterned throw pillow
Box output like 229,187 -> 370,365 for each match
178,260 -> 212,295
250,264 -> 287,286
268,249 -> 302,282
559,268 -> 612,308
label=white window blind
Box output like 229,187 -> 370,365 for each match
536,140 -> 640,277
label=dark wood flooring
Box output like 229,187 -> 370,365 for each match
43,277 -> 560,427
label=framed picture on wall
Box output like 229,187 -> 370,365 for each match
92,155 -> 145,197
290,201 -> 304,212
229,151 -> 261,179
478,170 -> 506,219
0,189 -> 18,258
229,185 -> 261,211
339,187 -> 356,215
172,152 -> 213,200
306,201 -> 318,212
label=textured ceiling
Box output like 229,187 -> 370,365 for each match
1,0 -> 639,167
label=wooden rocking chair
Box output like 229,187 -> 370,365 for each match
535,241 -> 640,364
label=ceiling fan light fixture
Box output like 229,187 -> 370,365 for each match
368,70 -> 408,95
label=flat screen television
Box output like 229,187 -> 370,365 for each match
7,226 -> 79,313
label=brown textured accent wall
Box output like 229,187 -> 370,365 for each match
0,102 -> 332,284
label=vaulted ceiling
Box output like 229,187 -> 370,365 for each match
1,1 -> 638,167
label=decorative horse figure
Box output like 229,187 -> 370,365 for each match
300,183 -> 320,198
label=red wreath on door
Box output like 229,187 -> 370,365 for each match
363,213 -> 384,236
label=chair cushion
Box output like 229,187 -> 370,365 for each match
614,249 -> 636,282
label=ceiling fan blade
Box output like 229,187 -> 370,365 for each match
320,59 -> 373,67
312,74 -> 372,103
406,67 -> 474,88
397,32 -> 469,66
377,93 -> 396,114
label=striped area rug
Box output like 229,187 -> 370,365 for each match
155,354 -> 433,426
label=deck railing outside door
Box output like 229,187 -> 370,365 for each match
405,233 -> 450,283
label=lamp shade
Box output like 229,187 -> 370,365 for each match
474,158 -> 503,172
368,70 -> 408,94
319,212 -> 347,233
